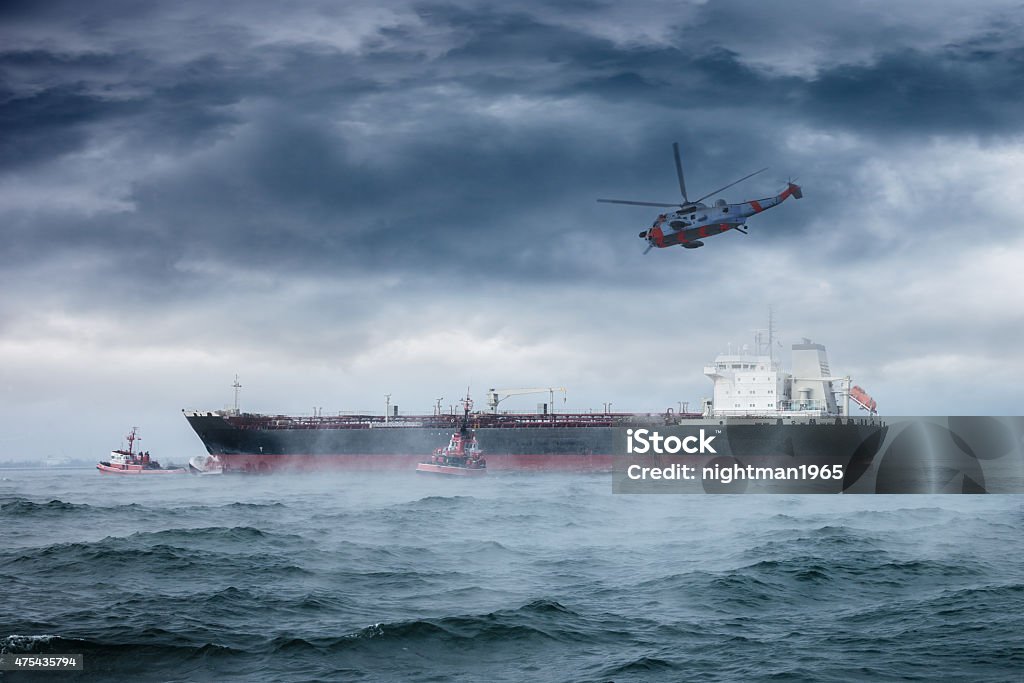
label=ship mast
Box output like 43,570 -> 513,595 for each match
232,374 -> 242,415
460,389 -> 473,434
755,307 -> 777,364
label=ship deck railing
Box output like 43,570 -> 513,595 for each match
219,412 -> 688,430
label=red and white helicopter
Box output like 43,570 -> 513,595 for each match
599,142 -> 802,252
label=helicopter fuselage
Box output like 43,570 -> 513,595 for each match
641,182 -> 801,249
598,142 -> 802,252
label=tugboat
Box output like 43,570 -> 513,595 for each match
416,395 -> 487,477
96,428 -> 187,474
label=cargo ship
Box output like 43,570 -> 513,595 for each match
183,332 -> 884,474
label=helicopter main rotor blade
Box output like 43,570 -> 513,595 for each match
692,167 -> 768,205
673,142 -> 689,203
597,199 -> 681,207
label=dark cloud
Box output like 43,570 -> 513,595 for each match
1,1 -> 1023,458
0,82 -> 140,168
803,46 -> 1024,134
4,0 -> 1022,283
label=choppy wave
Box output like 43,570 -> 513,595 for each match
1,498 -> 146,517
1,474 -> 1022,682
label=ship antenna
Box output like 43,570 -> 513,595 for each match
233,374 -> 242,415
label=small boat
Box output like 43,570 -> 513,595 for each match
96,428 -> 186,474
416,430 -> 487,476
188,454 -> 224,475
416,394 -> 486,477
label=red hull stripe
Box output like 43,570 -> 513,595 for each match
416,464 -> 486,476
214,453 -> 614,473
96,464 -> 186,474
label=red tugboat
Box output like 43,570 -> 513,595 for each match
416,395 -> 487,477
96,428 -> 187,474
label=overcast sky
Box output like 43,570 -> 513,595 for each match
2,0 -> 1023,460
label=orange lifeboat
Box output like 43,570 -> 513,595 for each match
849,386 -> 877,414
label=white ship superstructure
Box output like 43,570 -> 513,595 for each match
703,336 -> 873,418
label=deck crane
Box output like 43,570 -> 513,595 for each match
487,387 -> 567,414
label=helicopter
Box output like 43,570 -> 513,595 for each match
598,143 -> 802,253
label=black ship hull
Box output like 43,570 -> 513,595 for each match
184,412 -> 886,474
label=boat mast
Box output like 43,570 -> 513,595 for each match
460,389 -> 473,433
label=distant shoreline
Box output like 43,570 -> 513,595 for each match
0,465 -> 95,471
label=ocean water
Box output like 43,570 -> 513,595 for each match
1,470 -> 1022,682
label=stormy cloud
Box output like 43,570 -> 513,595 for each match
2,0 -> 1023,458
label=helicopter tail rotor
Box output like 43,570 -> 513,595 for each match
776,176 -> 802,200
778,177 -> 802,201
